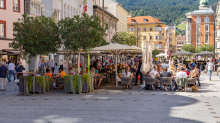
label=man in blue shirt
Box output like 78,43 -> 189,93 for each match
51,59 -> 55,74
0,62 -> 8,91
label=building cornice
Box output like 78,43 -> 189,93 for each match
93,5 -> 118,20
127,23 -> 165,25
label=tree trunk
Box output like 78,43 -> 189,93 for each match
34,55 -> 38,73
66,55 -> 69,74
78,49 -> 81,74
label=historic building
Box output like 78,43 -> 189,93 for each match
185,0 -> 214,48
0,0 -> 27,67
96,0 -> 128,33
127,16 -> 166,52
93,1 -> 118,42
176,35 -> 186,51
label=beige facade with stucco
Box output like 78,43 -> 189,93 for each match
116,4 -> 128,32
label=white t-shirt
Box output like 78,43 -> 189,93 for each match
177,72 -> 187,78
122,71 -> 131,77
8,63 -> 15,70
207,62 -> 215,71
150,69 -> 158,78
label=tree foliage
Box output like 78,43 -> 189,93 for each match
58,13 -> 108,73
111,32 -> 137,46
116,0 -> 216,25
195,44 -> 214,53
152,49 -> 159,57
181,44 -> 195,53
12,15 -> 62,72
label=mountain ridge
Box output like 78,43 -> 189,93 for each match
116,0 -> 217,25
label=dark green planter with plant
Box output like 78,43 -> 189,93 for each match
64,75 -> 75,93
82,74 -> 90,93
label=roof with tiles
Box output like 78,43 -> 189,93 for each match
127,16 -> 164,24
176,35 -> 186,41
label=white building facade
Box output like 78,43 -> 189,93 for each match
215,0 -> 220,58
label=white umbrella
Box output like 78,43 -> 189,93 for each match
148,45 -> 153,70
93,43 -> 141,87
140,41 -> 148,74
156,53 -> 168,57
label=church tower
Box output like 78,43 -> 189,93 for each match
199,0 -> 210,9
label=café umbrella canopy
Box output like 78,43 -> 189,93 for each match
195,51 -> 214,56
92,43 -> 141,87
195,51 -> 214,63
156,53 -> 168,57
172,50 -> 194,63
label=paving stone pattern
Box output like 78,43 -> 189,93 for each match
1,72 -> 220,123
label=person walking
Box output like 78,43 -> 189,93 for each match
0,62 -> 8,91
51,59 -> 55,74
8,60 -> 16,82
55,60 -> 59,73
15,62 -> 25,80
39,60 -> 45,74
135,57 -> 143,85
60,60 -> 63,70
206,59 -> 215,81
46,60 -> 51,71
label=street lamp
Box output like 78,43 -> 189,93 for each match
136,22 -> 138,47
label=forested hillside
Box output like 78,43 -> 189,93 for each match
116,0 -> 217,25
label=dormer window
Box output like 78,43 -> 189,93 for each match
144,19 -> 148,22
131,19 -> 136,22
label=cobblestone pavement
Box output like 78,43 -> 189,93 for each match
1,72 -> 220,123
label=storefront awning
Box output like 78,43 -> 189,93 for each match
0,50 -> 7,55
2,49 -> 20,54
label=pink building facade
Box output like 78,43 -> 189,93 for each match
0,0 -> 25,65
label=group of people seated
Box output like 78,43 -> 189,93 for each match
144,63 -> 201,91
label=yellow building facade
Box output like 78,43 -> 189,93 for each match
116,4 -> 128,32
127,16 -> 166,52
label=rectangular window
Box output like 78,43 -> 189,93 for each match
0,22 -> 6,38
57,10 -> 61,21
170,38 -> 172,42
150,36 -> 152,39
143,28 -> 146,31
155,35 -> 163,40
71,7 -> 73,17
25,1 -> 29,13
0,0 -> 5,9
13,0 -> 19,12
150,27 -> 153,31
205,33 -> 209,44
196,18 -> 201,23
204,17 -> 210,23
137,28 -> 140,31
144,36 -> 146,40
64,4 -> 66,17
170,33 -> 172,36
144,19 -> 148,22
205,24 -> 209,32
155,27 -> 162,31
30,2 -> 41,15
154,44 -> 163,49
129,28 -> 135,32
131,19 -> 135,22
37,4 -> 40,15
68,5 -> 69,17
